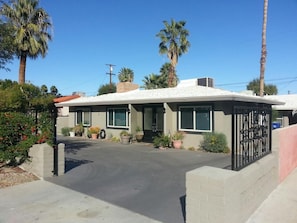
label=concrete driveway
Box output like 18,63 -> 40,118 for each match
47,136 -> 231,223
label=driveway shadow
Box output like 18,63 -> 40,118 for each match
65,157 -> 93,173
180,195 -> 186,223
57,137 -> 94,155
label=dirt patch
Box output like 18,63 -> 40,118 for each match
0,165 -> 39,189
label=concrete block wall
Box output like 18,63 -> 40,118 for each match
186,154 -> 278,223
57,143 -> 65,176
21,143 -> 65,179
186,124 -> 297,223
272,124 -> 297,182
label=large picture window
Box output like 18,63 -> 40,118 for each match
179,106 -> 212,132
76,110 -> 91,126
107,108 -> 129,128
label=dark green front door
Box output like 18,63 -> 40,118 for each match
143,106 -> 164,142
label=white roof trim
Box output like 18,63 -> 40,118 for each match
266,94 -> 297,110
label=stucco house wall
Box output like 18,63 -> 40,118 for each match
90,106 -> 107,129
56,82 -> 283,148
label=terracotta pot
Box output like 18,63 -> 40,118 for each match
135,133 -> 144,142
91,133 -> 98,139
173,140 -> 182,149
121,135 -> 131,144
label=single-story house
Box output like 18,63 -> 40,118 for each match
56,78 -> 283,151
54,94 -> 82,134
265,94 -> 297,127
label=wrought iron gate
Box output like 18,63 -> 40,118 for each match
232,104 -> 272,170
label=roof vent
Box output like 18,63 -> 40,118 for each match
197,77 -> 214,87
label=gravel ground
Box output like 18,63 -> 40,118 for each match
0,165 -> 39,188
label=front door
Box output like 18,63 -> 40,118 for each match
143,106 -> 164,142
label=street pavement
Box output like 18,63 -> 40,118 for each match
0,136 -> 231,223
6,137 -> 297,222
0,180 -> 162,223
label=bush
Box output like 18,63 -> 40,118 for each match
153,133 -> 171,148
0,112 -> 37,165
74,124 -> 84,136
200,132 -> 229,153
61,127 -> 71,136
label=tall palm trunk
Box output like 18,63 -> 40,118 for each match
19,54 -> 26,84
168,64 -> 175,87
259,0 -> 268,97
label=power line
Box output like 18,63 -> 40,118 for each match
216,76 -> 297,87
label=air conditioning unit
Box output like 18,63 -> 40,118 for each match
197,77 -> 214,87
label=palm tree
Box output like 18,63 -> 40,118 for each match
40,84 -> 48,95
160,62 -> 179,86
50,85 -> 58,96
156,19 -> 190,87
259,0 -> 268,96
0,22 -> 15,71
1,0 -> 52,84
118,67 -> 134,82
142,73 -> 162,89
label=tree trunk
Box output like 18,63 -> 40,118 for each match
168,64 -> 174,87
259,0 -> 268,97
19,54 -> 27,84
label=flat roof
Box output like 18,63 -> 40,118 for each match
57,85 -> 284,107
265,94 -> 297,110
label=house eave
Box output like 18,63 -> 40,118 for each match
56,94 -> 283,107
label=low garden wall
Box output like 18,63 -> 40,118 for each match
186,124 -> 297,223
21,143 -> 65,179
273,124 -> 297,182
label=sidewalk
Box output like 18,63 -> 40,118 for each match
1,168 -> 296,223
246,168 -> 297,223
0,180 -> 161,223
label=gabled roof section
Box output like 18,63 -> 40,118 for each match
57,85 -> 284,107
265,94 -> 297,110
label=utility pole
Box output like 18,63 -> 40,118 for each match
259,0 -> 268,97
106,64 -> 116,92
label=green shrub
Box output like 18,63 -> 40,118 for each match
200,132 -> 229,153
110,136 -> 120,142
61,127 -> 71,136
188,146 -> 196,151
153,133 -> 171,148
74,124 -> 84,136
0,112 -> 37,165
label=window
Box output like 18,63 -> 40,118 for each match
107,108 -> 129,128
179,106 -> 212,132
76,110 -> 91,126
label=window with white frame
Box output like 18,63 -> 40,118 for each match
76,110 -> 91,126
107,108 -> 129,128
179,106 -> 212,132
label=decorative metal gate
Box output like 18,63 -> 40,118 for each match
232,104 -> 272,170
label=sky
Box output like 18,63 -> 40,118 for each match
1,0 -> 297,96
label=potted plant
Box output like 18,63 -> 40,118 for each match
89,126 -> 100,139
172,131 -> 185,149
153,133 -> 171,150
69,127 -> 75,137
135,126 -> 144,142
120,130 -> 131,145
73,124 -> 84,136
